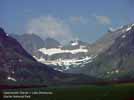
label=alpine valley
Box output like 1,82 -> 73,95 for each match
12,23 -> 134,82
0,27 -> 99,87
0,23 -> 134,87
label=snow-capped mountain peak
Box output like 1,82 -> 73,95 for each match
71,40 -> 79,46
125,24 -> 134,32
108,23 -> 134,33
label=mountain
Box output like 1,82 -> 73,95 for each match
89,24 -> 134,55
44,37 -> 61,49
12,24 -> 134,73
12,34 -> 91,71
0,27 -> 98,86
37,39 -> 92,71
3,23 -> 134,84
66,24 -> 134,81
11,34 -> 45,54
62,40 -> 89,50
11,34 -> 47,62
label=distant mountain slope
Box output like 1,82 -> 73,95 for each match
11,33 -> 45,54
44,37 -> 61,49
0,27 -> 98,86
67,24 -> 134,81
62,40 -> 89,50
90,24 -> 134,54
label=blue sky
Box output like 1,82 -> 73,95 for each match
0,0 -> 134,43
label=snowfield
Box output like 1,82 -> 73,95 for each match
7,76 -> 16,82
38,47 -> 88,56
33,46 -> 97,71
34,55 -> 94,71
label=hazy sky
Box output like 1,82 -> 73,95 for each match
0,0 -> 134,43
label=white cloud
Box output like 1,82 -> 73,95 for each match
69,15 -> 111,25
69,16 -> 88,24
26,16 -> 73,43
94,15 -> 111,25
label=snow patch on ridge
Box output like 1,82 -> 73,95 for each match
71,41 -> 78,46
122,35 -> 126,38
126,27 -> 132,32
7,76 -> 16,82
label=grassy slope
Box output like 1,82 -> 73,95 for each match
1,83 -> 134,100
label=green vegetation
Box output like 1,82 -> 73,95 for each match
2,83 -> 134,100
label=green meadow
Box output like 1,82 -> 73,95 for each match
1,83 -> 134,100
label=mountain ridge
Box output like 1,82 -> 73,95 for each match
66,24 -> 134,81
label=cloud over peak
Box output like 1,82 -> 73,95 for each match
69,16 -> 88,24
26,16 -> 73,43
94,15 -> 111,25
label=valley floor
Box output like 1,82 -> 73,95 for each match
1,83 -> 134,100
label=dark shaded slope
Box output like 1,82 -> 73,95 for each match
11,33 -> 45,54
